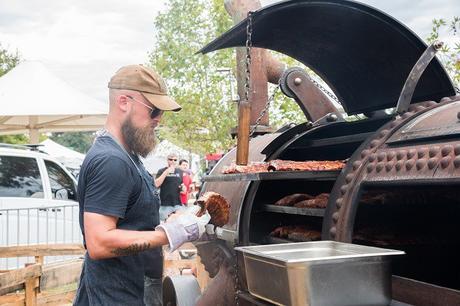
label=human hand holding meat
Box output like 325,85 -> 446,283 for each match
195,192 -> 230,227
156,206 -> 210,252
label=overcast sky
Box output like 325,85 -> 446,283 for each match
0,0 -> 458,102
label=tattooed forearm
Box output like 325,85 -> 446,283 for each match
111,242 -> 151,256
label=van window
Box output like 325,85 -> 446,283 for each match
44,160 -> 77,201
0,156 -> 44,198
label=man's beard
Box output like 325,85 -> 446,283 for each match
121,116 -> 157,157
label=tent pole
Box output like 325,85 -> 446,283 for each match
29,116 -> 39,144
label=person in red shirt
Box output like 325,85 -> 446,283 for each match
179,159 -> 192,205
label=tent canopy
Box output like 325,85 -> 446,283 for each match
39,138 -> 85,169
0,61 -> 108,142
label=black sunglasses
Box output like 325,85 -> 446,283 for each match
168,158 -> 177,161
126,95 -> 163,119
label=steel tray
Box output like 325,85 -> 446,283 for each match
235,241 -> 404,306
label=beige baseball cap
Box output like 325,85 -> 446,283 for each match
108,64 -> 181,111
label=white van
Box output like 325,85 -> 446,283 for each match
0,144 -> 82,268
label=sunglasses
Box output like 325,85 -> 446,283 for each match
126,95 -> 163,119
168,158 -> 177,161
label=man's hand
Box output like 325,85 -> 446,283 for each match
156,208 -> 210,251
165,166 -> 175,175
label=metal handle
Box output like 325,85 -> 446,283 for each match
395,41 -> 443,114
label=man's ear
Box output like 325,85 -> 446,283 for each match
117,94 -> 130,113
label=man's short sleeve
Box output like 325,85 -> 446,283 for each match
83,156 -> 136,218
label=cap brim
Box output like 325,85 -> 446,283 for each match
142,92 -> 182,111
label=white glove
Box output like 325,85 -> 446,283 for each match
156,208 -> 210,252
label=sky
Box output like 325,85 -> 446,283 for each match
0,0 -> 459,102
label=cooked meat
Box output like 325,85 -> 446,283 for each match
274,193 -> 314,206
270,225 -> 321,241
267,160 -> 345,171
196,191 -> 230,227
288,231 -> 321,242
222,159 -> 345,174
293,193 -> 329,208
222,162 -> 268,174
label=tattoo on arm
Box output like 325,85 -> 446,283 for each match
111,242 -> 151,256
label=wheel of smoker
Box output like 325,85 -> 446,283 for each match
162,275 -> 201,306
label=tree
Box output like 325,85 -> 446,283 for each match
149,0 -> 237,154
0,44 -> 24,144
427,17 -> 460,87
0,43 -> 20,78
50,132 -> 95,153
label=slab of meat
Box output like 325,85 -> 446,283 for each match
196,191 -> 230,227
274,193 -> 314,206
270,225 -> 321,241
288,231 -> 322,242
267,160 -> 345,171
293,193 -> 329,208
222,162 -> 268,174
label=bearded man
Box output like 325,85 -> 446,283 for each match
74,65 -> 210,306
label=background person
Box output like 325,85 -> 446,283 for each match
155,153 -> 184,220
179,159 -> 192,205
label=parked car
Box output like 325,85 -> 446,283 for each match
0,143 -> 82,269
0,143 -> 78,209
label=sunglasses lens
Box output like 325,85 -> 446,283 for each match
151,108 -> 163,119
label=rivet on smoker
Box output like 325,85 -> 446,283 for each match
441,156 -> 451,169
405,160 -> 415,170
385,162 -> 394,171
326,113 -> 338,122
454,157 -> 460,168
294,77 -> 302,85
428,158 -> 438,169
416,159 -> 426,170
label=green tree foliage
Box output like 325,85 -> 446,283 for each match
0,44 -> 24,144
0,43 -> 20,77
149,0 -> 237,154
427,17 -> 460,86
149,0 -> 345,154
50,132 -> 95,153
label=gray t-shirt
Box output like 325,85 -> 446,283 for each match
74,135 -> 161,306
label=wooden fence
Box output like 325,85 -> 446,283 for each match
1,243 -> 209,305
0,244 -> 85,306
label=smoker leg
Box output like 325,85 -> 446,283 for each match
162,275 -> 201,306
195,265 -> 237,306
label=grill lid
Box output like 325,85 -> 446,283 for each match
199,0 -> 455,115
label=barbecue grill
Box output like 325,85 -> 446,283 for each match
163,1 -> 460,305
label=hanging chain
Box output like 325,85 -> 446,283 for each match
233,14 -> 255,304
244,11 -> 253,102
306,74 -> 342,105
233,249 -> 240,305
249,83 -> 280,137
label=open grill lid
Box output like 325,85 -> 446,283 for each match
199,0 -> 455,115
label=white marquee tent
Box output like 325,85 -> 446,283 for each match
144,140 -> 201,174
39,138 -> 85,170
0,61 -> 107,143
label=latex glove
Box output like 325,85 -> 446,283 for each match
156,208 -> 210,252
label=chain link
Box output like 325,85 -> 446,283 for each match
233,249 -> 240,305
244,11 -> 253,102
306,74 -> 342,105
249,83 -> 280,137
